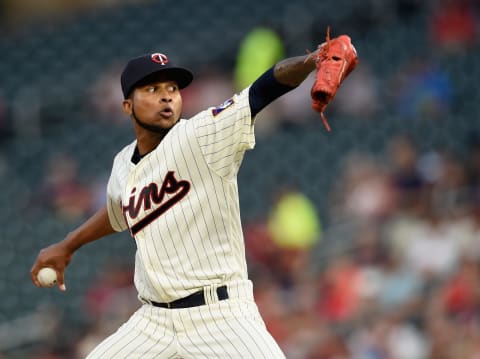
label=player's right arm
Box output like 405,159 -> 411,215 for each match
30,205 -> 115,291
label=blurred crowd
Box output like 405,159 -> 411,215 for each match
0,0 -> 479,358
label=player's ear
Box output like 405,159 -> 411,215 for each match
122,99 -> 133,115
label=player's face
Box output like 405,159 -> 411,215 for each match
123,80 -> 183,132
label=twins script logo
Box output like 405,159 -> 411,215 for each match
123,171 -> 190,235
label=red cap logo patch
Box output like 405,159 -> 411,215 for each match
151,53 -> 169,65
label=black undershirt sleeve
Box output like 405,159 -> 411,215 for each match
248,66 -> 297,118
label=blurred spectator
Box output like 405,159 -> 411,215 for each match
268,187 -> 321,250
180,66 -> 234,119
243,218 -> 277,273
316,255 -> 363,323
88,62 -> 126,125
33,152 -> 94,221
253,272 -> 291,346
284,314 -> 350,359
234,26 -> 285,91
330,153 -> 397,223
431,150 -> 470,217
376,252 -> 424,315
83,259 -> 137,322
428,0 -> 478,54
330,62 -> 381,120
306,330 -> 350,359
350,225 -> 390,315
348,312 -> 429,359
234,26 -> 286,136
439,256 -> 480,322
399,196 -> 463,282
266,186 -> 322,293
389,57 -> 453,119
386,134 -> 425,214
455,193 -> 480,261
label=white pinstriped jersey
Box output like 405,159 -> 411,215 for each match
106,87 -> 255,303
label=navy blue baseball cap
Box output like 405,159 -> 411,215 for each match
121,53 -> 193,98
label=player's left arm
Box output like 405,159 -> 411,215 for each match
273,55 -> 317,86
249,54 -> 316,117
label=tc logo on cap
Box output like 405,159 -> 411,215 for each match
151,53 -> 169,65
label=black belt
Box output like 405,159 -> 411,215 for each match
145,285 -> 228,309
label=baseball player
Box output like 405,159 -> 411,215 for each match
31,32 -> 357,358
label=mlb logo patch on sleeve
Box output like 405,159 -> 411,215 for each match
212,98 -> 234,116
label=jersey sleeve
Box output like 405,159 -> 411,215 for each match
106,155 -> 129,232
192,87 -> 255,179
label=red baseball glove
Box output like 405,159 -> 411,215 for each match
309,27 -> 358,131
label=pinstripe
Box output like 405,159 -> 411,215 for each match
216,178 -> 249,275
216,148 -> 248,177
238,302 -> 282,358
195,155 -> 239,279
224,300 -> 269,358
135,252 -> 160,299
189,126 -> 231,268
207,302 -> 254,358
200,131 -> 237,152
196,140 -> 249,282
177,310 -> 212,358
121,305 -> 159,358
138,225 -> 173,300
113,307 -> 156,359
199,136 -> 249,150
87,306 -> 146,358
198,132 -> 252,143
141,153 -> 188,297
201,304 -> 244,358
173,126 -> 220,275
107,143 -> 137,232
128,158 -> 168,300
182,123 -> 230,270
166,136 -> 209,282
142,155 -> 190,292
147,217 -> 187,295
137,308 -> 174,358
200,135 -> 252,153
162,190 -> 198,286
195,309 -> 225,358
190,109 -> 250,275
107,197 -> 124,229
206,149 -> 235,165
195,119 -> 236,131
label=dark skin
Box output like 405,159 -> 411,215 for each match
30,53 -> 318,291
123,76 -> 184,155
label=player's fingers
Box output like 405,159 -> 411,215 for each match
30,267 -> 41,287
56,270 -> 67,291
30,258 -> 44,287
318,41 -> 327,49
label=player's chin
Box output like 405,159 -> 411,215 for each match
154,114 -> 178,128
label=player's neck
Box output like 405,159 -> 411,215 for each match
136,134 -> 163,156
135,127 -> 168,154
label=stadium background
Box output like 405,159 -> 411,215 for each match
0,0 -> 479,357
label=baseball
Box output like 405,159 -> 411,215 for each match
37,267 -> 57,288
